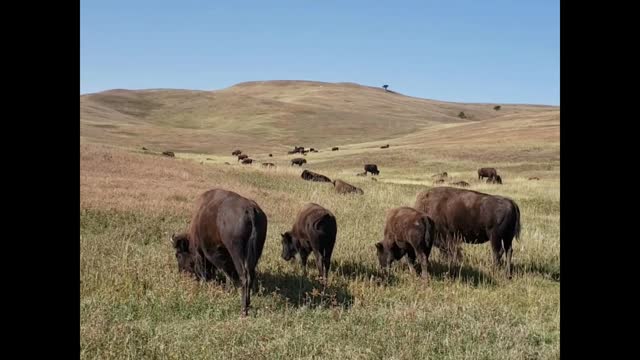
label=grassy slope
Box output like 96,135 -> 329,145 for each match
80,81 -> 559,359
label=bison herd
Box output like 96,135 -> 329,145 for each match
171,183 -> 522,316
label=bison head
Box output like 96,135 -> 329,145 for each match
374,242 -> 402,269
280,232 -> 297,261
170,232 -> 195,274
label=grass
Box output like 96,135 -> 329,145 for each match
80,128 -> 559,359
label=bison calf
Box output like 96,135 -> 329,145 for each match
375,207 -> 435,279
332,179 -> 364,195
281,203 -> 337,283
301,169 -> 331,182
332,147 -> 339,151
170,189 -> 268,316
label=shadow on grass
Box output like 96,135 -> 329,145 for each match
332,260 -> 400,285
427,262 -> 496,286
258,270 -> 354,309
514,262 -> 560,282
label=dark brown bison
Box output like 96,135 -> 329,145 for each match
232,150 -> 242,156
380,144 -> 390,149
332,147 -> 339,151
375,207 -> 435,279
162,151 -> 175,157
414,187 -> 521,278
478,167 -> 497,181
237,154 -> 249,162
281,203 -> 337,283
241,158 -> 253,164
269,154 -> 273,157
301,169 -> 331,182
170,189 -> 268,316
432,172 -> 448,178
488,175 -> 503,184
142,147 -> 148,151
528,177 -> 540,180
364,164 -> 380,175
288,146 -> 305,154
291,158 -> 307,166
332,179 -> 364,195
450,181 -> 470,187
261,162 -> 275,167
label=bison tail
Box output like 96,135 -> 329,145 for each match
422,215 -> 435,248
512,200 -> 521,241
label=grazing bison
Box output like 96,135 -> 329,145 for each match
332,179 -> 364,195
268,154 -> 273,157
364,164 -> 380,176
162,151 -> 175,157
291,158 -> 307,166
142,147 -> 148,151
261,162 -> 275,167
450,181 -> 470,187
375,207 -> 435,279
332,147 -> 339,151
414,187 -> 521,278
528,177 -> 540,180
237,154 -> 249,162
241,158 -> 253,164
170,189 -> 268,316
488,175 -> 503,184
281,203 -> 337,283
478,167 -> 498,181
380,144 -> 390,149
288,146 -> 305,154
432,172 -> 448,178
232,150 -> 242,156
301,169 -> 331,182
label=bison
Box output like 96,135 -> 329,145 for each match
332,179 -> 364,195
450,181 -> 470,187
269,154 -> 273,157
477,167 -> 498,181
241,158 -> 253,165
488,175 -> 503,184
142,147 -> 148,151
332,147 -> 339,151
414,187 -> 521,278
281,203 -> 337,283
170,189 -> 268,316
364,164 -> 380,176
232,150 -> 242,156
380,144 -> 390,149
301,169 -> 331,182
528,177 -> 540,180
375,207 -> 435,279
237,154 -> 249,162
432,172 -> 448,178
162,151 -> 175,157
291,158 -> 307,166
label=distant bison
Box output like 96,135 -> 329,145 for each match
162,151 -> 175,157
261,162 -> 275,167
450,181 -> 470,187
477,167 -> 498,181
375,207 -> 435,278
332,179 -> 364,195
237,154 -> 249,162
224,162 -> 231,165
432,172 -> 448,178
528,177 -> 540,180
269,154 -> 273,157
488,175 -> 503,184
364,164 -> 380,176
170,189 -> 267,316
206,158 -> 213,160
380,144 -> 390,149
281,203 -> 337,283
232,150 -> 242,156
301,169 -> 331,182
142,147 -> 148,151
241,158 -> 253,164
291,158 -> 307,166
332,147 -> 339,151
414,187 -> 521,278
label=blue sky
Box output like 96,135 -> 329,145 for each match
81,0 -> 559,105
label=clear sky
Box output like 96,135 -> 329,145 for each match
81,0 -> 559,105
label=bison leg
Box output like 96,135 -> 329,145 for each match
490,232 -> 504,267
406,249 -> 418,274
417,241 -> 433,280
503,236 -> 514,279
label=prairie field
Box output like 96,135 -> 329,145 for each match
80,81 -> 559,359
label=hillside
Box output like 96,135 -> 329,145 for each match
80,80 -> 559,155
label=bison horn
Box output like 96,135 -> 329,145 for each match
169,233 -> 176,245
